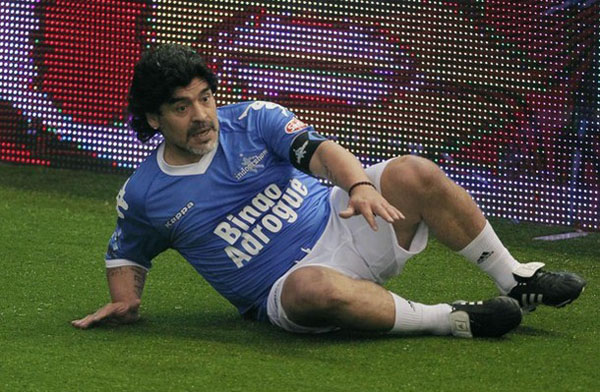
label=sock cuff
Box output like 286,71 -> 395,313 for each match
389,292 -> 452,335
458,220 -> 520,293
458,220 -> 504,264
389,292 -> 423,334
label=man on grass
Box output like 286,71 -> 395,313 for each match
72,44 -> 586,338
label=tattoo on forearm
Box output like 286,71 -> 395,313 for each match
107,267 -> 127,277
107,266 -> 146,298
133,268 -> 146,298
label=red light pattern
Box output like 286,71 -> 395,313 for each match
36,0 -> 149,125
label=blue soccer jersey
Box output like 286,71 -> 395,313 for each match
106,101 -> 331,319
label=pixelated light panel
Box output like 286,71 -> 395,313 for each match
0,0 -> 598,230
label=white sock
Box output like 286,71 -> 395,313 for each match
459,220 -> 521,294
389,292 -> 452,335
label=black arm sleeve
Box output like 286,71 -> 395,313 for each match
289,130 -> 328,174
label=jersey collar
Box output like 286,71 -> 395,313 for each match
156,141 -> 218,176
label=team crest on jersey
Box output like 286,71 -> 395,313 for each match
285,117 -> 309,134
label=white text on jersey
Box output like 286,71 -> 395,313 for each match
213,178 -> 308,268
165,201 -> 195,228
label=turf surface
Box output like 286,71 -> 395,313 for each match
0,163 -> 598,391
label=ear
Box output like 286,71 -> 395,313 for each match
146,113 -> 160,130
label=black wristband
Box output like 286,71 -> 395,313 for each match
348,181 -> 376,196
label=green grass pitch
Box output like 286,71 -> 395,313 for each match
0,163 -> 598,391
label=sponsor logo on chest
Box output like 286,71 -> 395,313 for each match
234,149 -> 268,180
213,178 -> 309,268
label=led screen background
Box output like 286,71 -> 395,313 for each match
0,0 -> 598,230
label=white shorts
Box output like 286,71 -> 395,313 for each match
266,159 -> 429,333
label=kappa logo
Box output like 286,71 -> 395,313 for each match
165,201 -> 195,228
116,178 -> 130,219
238,101 -> 289,120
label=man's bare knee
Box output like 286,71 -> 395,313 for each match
281,267 -> 348,325
384,155 -> 445,196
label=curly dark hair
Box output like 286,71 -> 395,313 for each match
128,44 -> 218,142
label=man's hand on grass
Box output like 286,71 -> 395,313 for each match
71,300 -> 140,329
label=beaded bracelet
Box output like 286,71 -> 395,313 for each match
348,181 -> 376,196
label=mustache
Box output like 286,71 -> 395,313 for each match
187,122 -> 214,137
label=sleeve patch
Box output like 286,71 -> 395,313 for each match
285,117 -> 310,134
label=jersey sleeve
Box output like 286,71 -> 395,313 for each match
247,101 -> 319,162
105,178 -> 169,270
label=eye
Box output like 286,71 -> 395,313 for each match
175,104 -> 188,113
